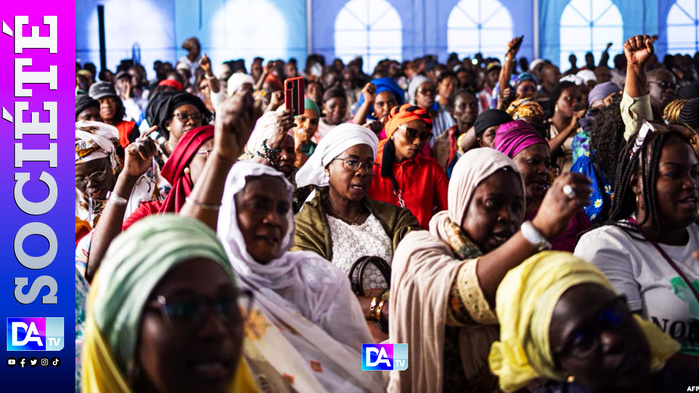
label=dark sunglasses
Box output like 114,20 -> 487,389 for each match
173,111 -> 203,122
332,156 -> 379,173
149,289 -> 254,329
398,125 -> 432,141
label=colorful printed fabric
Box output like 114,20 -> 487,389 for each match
570,153 -> 614,224
571,130 -> 591,163
506,98 -> 544,122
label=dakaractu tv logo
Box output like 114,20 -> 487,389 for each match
6,317 -> 64,351
362,343 -> 408,371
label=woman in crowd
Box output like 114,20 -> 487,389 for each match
244,109 -> 311,213
76,95 -> 103,123
389,148 -> 591,393
489,251 -> 687,393
179,153 -> 385,391
292,98 -> 321,168
75,121 -> 121,228
81,215 -> 258,393
315,87 -> 349,143
514,72 -> 538,100
352,77 -> 405,134
575,130 -> 699,358
432,89 -> 478,176
506,98 -> 545,131
546,81 -> 586,173
150,91 -> 213,166
369,103 -> 448,229
494,120 -> 591,251
89,81 -> 140,148
472,109 -> 513,149
292,123 -> 421,340
408,75 -> 454,142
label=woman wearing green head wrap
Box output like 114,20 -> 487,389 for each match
291,97 -> 321,168
81,214 -> 260,393
489,251 -> 692,393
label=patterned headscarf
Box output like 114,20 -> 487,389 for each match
506,98 -> 544,122
384,103 -> 433,139
489,251 -> 679,393
75,121 -> 120,171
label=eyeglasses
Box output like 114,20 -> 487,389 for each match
417,87 -> 436,95
397,124 -> 433,141
173,112 -> 203,123
76,163 -> 110,189
553,295 -> 631,360
649,80 -> 678,91
150,289 -> 254,329
331,156 -> 379,173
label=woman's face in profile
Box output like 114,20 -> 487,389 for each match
137,258 -> 244,393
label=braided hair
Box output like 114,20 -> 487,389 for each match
607,129 -> 690,239
589,95 -> 625,187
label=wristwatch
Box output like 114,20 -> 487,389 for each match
521,221 -> 552,251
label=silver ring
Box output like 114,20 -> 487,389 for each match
563,184 -> 576,200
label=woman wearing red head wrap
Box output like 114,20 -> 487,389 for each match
369,104 -> 449,229
494,120 -> 591,251
83,126 -> 214,283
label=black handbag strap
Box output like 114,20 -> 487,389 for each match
348,256 -> 391,297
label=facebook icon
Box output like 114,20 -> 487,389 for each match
362,343 -> 409,371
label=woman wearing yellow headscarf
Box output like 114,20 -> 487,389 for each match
81,215 -> 260,393
489,251 -> 687,393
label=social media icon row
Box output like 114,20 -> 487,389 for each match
7,357 -> 59,368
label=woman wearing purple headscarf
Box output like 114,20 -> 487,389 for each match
494,120 -> 591,251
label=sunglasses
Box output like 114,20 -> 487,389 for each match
149,289 -> 254,329
553,295 -> 630,360
398,125 -> 432,141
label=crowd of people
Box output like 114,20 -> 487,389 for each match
74,34 -> 699,392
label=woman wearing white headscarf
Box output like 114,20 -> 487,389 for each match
388,148 -> 592,393
243,109 -> 311,213
181,143 -> 386,392
216,162 -> 385,392
292,123 -> 421,341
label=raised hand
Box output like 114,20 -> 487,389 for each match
198,54 -> 212,75
213,91 -> 264,160
507,36 -> 524,58
123,126 -> 157,177
276,109 -> 296,134
532,172 -> 592,241
268,90 -> 284,112
624,35 -> 655,67
361,82 -> 377,104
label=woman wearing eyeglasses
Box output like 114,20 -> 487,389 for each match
489,251 -> 688,393
81,214 -> 263,393
293,123 -> 421,341
408,75 -> 454,143
369,103 -> 449,229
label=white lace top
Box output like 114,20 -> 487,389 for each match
327,214 -> 393,290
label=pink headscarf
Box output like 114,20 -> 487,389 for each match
493,120 -> 548,159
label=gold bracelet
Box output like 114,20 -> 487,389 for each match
375,300 -> 385,322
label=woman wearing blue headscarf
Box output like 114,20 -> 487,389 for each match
352,77 -> 405,132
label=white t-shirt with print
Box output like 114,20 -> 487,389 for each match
574,223 -> 699,355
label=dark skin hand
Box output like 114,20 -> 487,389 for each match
86,126 -> 158,283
